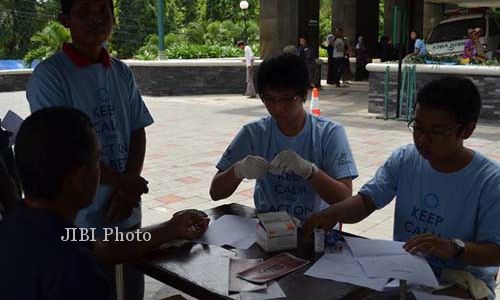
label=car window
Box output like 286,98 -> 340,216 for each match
428,17 -> 486,43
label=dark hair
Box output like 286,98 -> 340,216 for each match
416,77 -> 481,125
236,41 -> 246,47
410,30 -> 421,39
257,53 -> 309,99
15,107 -> 96,200
61,0 -> 114,15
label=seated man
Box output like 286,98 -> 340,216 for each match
0,107 -> 209,300
210,53 -> 358,221
304,77 -> 500,298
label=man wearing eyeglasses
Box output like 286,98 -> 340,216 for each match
210,53 -> 358,221
304,77 -> 500,299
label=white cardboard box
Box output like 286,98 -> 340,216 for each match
256,211 -> 298,252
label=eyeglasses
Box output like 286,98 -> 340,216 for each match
408,120 -> 461,140
260,94 -> 300,103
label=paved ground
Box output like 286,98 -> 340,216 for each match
1,81 -> 499,299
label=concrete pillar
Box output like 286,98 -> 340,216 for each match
332,0 -> 357,50
423,2 -> 445,39
298,0 -> 320,58
259,0 -> 298,59
356,0 -> 379,55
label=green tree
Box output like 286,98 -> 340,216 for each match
24,21 -> 70,64
205,0 -> 232,21
175,0 -> 198,26
0,0 -> 40,59
111,0 -> 156,58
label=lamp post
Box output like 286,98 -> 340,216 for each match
239,0 -> 249,43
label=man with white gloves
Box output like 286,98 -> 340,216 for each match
210,53 -> 358,220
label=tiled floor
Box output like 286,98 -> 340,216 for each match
1,81 -> 499,299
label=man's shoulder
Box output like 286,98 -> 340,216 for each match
32,51 -> 67,75
243,116 -> 272,132
310,116 -> 346,135
473,152 -> 500,180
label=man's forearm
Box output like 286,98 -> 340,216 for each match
458,242 -> 500,267
209,168 -> 242,200
332,193 -> 376,224
310,171 -> 352,204
126,128 -> 146,175
98,128 -> 146,187
94,220 -> 178,265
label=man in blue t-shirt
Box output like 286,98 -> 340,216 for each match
26,1 -> 153,298
210,53 -> 358,221
304,77 -> 500,298
0,107 -> 209,300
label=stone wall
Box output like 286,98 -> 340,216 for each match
0,72 -> 31,92
369,71 -> 500,121
129,65 -> 250,96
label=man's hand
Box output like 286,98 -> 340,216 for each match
270,150 -> 313,178
171,209 -> 210,240
404,233 -> 457,259
106,190 -> 139,223
233,156 -> 270,180
303,207 -> 341,237
105,174 -> 149,223
117,174 -> 149,196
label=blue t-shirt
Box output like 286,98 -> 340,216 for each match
360,144 -> 500,292
0,205 -> 110,300
217,114 -> 358,220
26,50 -> 154,234
415,39 -> 427,55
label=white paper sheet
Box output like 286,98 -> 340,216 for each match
412,290 -> 464,300
304,247 -> 389,291
343,236 -> 407,257
1,110 -> 23,147
357,254 -> 440,288
195,215 -> 258,249
239,281 -> 286,300
229,258 -> 266,293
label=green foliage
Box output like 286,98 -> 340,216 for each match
134,32 -> 260,60
0,0 -> 41,59
205,0 -> 232,21
182,21 -> 207,44
175,0 -> 198,25
319,0 -> 332,43
111,0 -> 156,58
379,1 -> 385,39
24,21 -> 71,64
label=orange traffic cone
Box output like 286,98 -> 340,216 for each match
309,88 -> 320,116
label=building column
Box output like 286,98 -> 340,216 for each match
259,0 -> 298,59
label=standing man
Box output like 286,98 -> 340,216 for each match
298,36 -> 317,89
237,41 -> 256,98
26,0 -> 153,299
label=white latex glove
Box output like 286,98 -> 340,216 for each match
270,150 -> 313,178
233,156 -> 270,180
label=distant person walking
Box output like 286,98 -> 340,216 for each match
355,36 -> 369,81
298,36 -> 317,88
237,41 -> 257,98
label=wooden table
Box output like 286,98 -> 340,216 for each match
135,203 -> 410,300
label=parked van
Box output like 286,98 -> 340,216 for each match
426,9 -> 500,58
